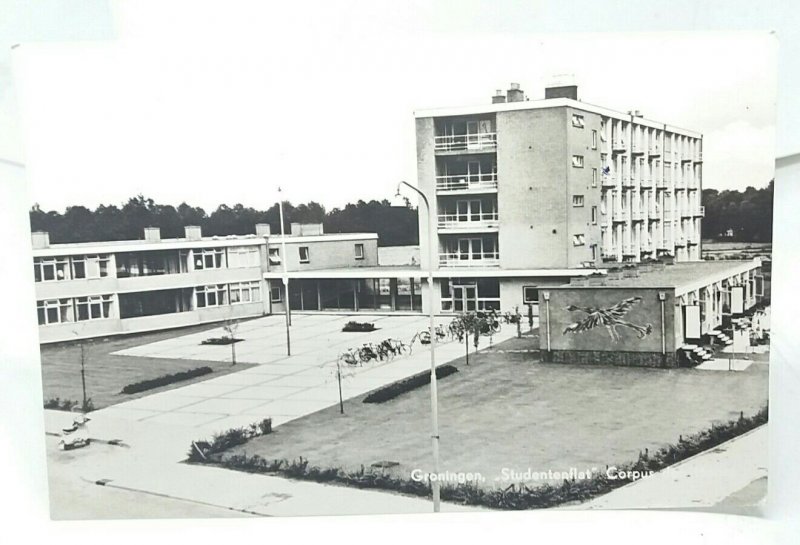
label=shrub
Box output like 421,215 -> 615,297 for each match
363,365 -> 458,404
187,418 -> 273,462
120,366 -> 213,394
43,397 -> 95,412
342,321 -> 377,332
201,337 -> 243,345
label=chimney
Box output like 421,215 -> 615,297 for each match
184,225 -> 202,240
290,222 -> 324,236
144,227 -> 161,242
255,223 -> 271,237
506,82 -> 525,103
31,231 -> 50,249
492,89 -> 506,104
634,110 -> 643,117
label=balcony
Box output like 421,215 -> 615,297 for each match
681,155 -> 693,164
656,179 -> 670,190
640,178 -> 653,189
612,209 -> 628,222
631,209 -> 645,222
648,145 -> 661,157
622,177 -> 636,189
439,252 -> 500,268
631,142 -> 646,155
694,151 -> 703,163
622,245 -> 637,256
434,133 -> 497,153
694,206 -> 705,217
674,237 -> 687,247
437,212 -> 499,232
601,174 -> 616,188
436,173 -> 498,194
612,139 -> 627,153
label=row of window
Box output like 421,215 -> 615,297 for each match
34,255 -> 110,282
195,281 -> 263,308
36,295 -> 113,325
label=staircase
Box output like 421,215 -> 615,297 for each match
710,329 -> 734,347
680,343 -> 715,365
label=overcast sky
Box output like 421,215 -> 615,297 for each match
4,1 -> 778,212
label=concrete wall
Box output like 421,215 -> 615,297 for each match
496,108 -> 569,268
273,238 -> 379,271
538,286 -> 678,365
378,245 -> 420,266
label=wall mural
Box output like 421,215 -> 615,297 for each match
563,296 -> 653,342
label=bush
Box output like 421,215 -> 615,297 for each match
363,365 -> 458,404
43,397 -> 95,412
342,321 -> 377,332
197,406 -> 768,511
187,418 -> 273,462
120,366 -> 213,394
201,337 -> 243,345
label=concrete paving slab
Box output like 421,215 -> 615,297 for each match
697,359 -> 754,371
144,411 -> 231,427
217,384 -> 307,400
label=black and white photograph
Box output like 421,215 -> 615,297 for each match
1,1 -> 798,542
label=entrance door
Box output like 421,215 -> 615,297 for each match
452,283 -> 478,312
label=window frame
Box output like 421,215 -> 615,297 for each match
591,129 -> 598,149
592,167 -> 598,187
572,195 -> 585,208
571,114 -> 585,129
230,281 -> 262,305
75,294 -> 113,321
591,205 -> 598,225
195,284 -> 229,308
354,243 -> 365,260
522,286 -> 539,305
270,284 -> 283,303
298,246 -> 310,264
572,234 -> 586,247
572,155 -> 584,168
194,248 -> 226,270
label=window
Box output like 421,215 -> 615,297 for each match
194,248 -> 225,270
71,255 -> 110,279
33,257 -> 69,282
195,284 -> 228,308
572,195 -> 585,207
571,114 -> 585,128
75,295 -> 112,321
268,247 -> 281,266
230,281 -> 262,304
591,206 -> 598,225
591,244 -> 598,260
522,286 -> 539,305
591,130 -> 598,149
228,246 -> 260,268
299,246 -> 310,263
572,155 -> 584,168
36,299 -> 72,325
355,243 -> 365,260
573,234 -> 586,246
271,285 -> 282,303
592,168 -> 598,187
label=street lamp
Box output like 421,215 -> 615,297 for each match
278,187 -> 291,356
396,180 -> 441,513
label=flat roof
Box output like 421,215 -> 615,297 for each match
556,260 -> 761,295
31,232 -> 378,257
262,266 -> 601,280
414,97 -> 702,139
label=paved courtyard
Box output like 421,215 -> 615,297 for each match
99,314 -> 517,434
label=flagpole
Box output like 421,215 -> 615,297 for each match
278,188 -> 292,356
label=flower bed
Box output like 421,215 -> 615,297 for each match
120,366 -> 214,394
362,365 -> 459,404
201,337 -> 243,345
342,321 -> 377,333
187,418 -> 273,462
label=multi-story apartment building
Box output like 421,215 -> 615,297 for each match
32,223 -> 378,343
415,83 -> 705,315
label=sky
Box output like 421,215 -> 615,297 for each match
2,1 -> 783,213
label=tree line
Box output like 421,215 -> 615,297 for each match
29,196 -> 420,247
701,180 -> 773,242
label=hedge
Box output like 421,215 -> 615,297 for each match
120,366 -> 214,394
187,418 -> 273,462
44,397 -> 95,412
194,406 -> 767,510
362,364 -> 459,404
201,337 -> 243,345
342,321 -> 377,332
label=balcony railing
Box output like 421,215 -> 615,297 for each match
435,173 -> 498,193
631,142 -> 646,155
439,252 -> 500,268
622,244 -> 637,256
613,210 -> 628,222
622,177 -> 636,188
601,174 -> 616,188
694,151 -> 703,162
640,178 -> 653,188
434,133 -> 497,152
612,139 -> 626,152
437,212 -> 499,230
631,209 -> 645,221
648,145 -> 661,156
694,206 -> 705,217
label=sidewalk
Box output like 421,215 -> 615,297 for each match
575,425 -> 768,510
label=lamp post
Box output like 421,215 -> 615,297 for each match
396,180 -> 441,513
278,187 -> 291,355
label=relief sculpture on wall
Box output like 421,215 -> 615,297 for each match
563,296 -> 653,342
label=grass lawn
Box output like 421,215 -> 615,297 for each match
40,322 -> 255,410
222,335 -> 768,488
